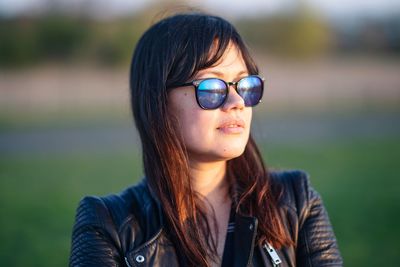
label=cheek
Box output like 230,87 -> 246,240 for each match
181,111 -> 216,146
169,91 -> 214,142
244,108 -> 252,124
176,110 -> 218,152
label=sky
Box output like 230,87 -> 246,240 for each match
0,0 -> 399,19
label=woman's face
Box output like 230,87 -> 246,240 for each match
168,43 -> 252,163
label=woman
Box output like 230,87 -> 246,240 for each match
69,13 -> 343,267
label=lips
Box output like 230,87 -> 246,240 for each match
217,118 -> 245,134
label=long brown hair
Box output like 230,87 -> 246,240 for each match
130,13 -> 293,266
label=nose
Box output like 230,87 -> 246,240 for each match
221,84 -> 245,111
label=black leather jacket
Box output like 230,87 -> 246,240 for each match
69,170 -> 343,267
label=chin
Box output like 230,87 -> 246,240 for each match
187,136 -> 249,162
216,145 -> 247,160
215,136 -> 249,159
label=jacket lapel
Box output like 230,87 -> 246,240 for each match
233,214 -> 258,267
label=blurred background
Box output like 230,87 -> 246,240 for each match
0,0 -> 399,266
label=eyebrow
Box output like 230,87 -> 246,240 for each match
197,70 -> 249,79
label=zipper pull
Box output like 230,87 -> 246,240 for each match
263,242 -> 282,267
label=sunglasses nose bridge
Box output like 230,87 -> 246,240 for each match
226,81 -> 238,91
223,81 -> 246,109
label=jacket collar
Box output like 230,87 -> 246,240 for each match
140,178 -> 259,267
234,214 -> 259,267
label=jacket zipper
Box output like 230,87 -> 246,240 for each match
263,242 -> 282,267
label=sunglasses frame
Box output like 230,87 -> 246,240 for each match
177,75 -> 265,110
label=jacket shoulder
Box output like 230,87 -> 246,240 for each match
270,169 -> 314,216
270,169 -> 310,189
73,179 -> 154,231
270,171 -> 343,266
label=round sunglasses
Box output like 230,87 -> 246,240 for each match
172,75 -> 264,110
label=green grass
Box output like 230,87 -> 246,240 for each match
0,136 -> 399,266
262,137 -> 400,266
0,151 -> 142,267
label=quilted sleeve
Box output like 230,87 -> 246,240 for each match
69,196 -> 122,267
296,172 -> 343,267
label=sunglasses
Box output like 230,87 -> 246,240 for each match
173,75 -> 264,110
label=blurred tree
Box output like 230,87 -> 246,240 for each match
1,0 -> 398,68
0,18 -> 40,67
237,6 -> 332,58
36,15 -> 89,60
88,17 -> 147,66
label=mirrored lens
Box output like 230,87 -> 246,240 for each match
197,79 -> 227,109
237,76 -> 263,106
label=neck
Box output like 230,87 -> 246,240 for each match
189,160 -> 230,204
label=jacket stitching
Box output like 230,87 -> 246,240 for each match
125,229 -> 164,267
303,187 -> 313,267
118,215 -> 136,236
98,197 -> 124,261
130,228 -> 164,254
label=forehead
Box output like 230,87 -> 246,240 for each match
196,43 -> 248,77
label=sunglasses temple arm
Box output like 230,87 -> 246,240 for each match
179,82 -> 194,87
